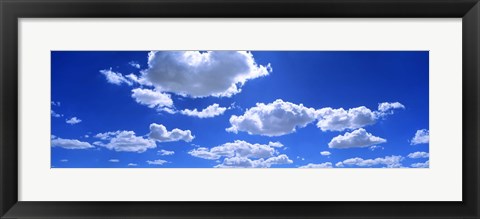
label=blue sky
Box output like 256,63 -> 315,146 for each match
51,51 -> 429,168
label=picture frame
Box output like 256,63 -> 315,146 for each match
1,0 -> 479,218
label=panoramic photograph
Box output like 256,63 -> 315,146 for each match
51,51 -> 429,168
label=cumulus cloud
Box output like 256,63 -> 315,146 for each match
411,129 -> 429,145
227,99 -> 317,136
411,160 -> 429,168
109,159 -> 120,162
94,131 -> 156,153
407,151 -> 429,159
189,140 -> 292,168
51,137 -> 94,149
146,159 -> 168,165
336,155 -> 404,168
328,128 -> 386,149
140,51 -> 272,98
377,102 -> 405,115
66,117 -> 82,125
316,106 -> 377,132
51,110 -> 63,118
131,88 -> 173,108
158,149 -> 175,156
100,69 -> 133,86
180,103 -> 227,118
320,151 -> 331,156
148,123 -> 194,142
129,61 -> 141,69
299,162 -> 333,168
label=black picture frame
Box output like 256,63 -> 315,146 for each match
1,0 -> 479,218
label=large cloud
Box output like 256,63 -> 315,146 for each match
299,162 -> 333,168
411,129 -> 429,145
336,155 -> 404,168
180,103 -> 227,118
51,137 -> 94,149
140,51 -> 272,98
93,131 -> 156,153
149,123 -> 194,142
188,140 -> 292,168
131,88 -> 173,108
328,128 -> 386,149
227,99 -> 318,136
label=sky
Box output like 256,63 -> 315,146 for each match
51,51 -> 429,168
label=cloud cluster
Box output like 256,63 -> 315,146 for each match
335,155 -> 403,168
407,151 -> 429,159
100,69 -> 133,86
328,128 -> 386,149
227,100 -> 404,136
227,99 -> 318,136
93,130 -> 156,153
149,123 -> 194,142
180,103 -> 227,118
411,129 -> 429,145
129,61 -> 141,69
66,117 -> 82,125
51,110 -> 63,118
299,162 -> 333,168
140,51 -> 272,98
188,140 -> 291,168
131,88 -> 173,108
51,137 -> 94,149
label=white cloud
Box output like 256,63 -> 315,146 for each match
51,110 -> 63,118
268,141 -> 284,148
328,128 -> 386,149
336,155 -> 404,168
215,154 -> 293,168
129,61 -> 141,69
146,159 -> 168,165
127,163 -> 138,167
100,69 -> 133,86
299,162 -> 333,168
316,106 -> 377,132
66,117 -> 82,125
189,140 -> 292,168
149,123 -> 194,143
411,129 -> 429,145
140,51 -> 272,98
377,102 -> 405,115
320,151 -> 331,156
316,102 -> 404,132
109,159 -> 120,162
407,151 -> 429,159
51,137 -> 94,149
51,101 -> 61,106
60,159 -> 68,162
94,130 -> 156,153
411,160 -> 429,168
158,149 -> 175,156
227,99 -> 317,136
180,103 -> 227,118
131,88 -> 173,108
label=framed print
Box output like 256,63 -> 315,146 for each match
1,0 -> 479,218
